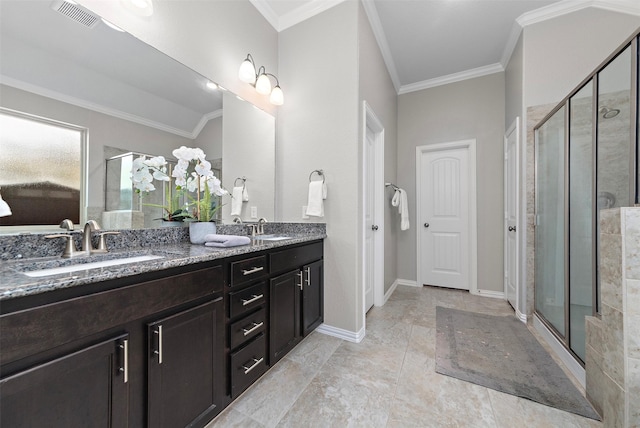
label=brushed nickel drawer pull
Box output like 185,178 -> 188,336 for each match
242,266 -> 264,275
243,321 -> 264,336
242,357 -> 264,374
305,267 -> 311,287
297,271 -> 303,290
241,294 -> 264,306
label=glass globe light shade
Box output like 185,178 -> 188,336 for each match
270,85 -> 284,105
255,73 -> 272,95
238,59 -> 256,84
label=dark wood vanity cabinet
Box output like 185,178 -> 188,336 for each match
269,242 -> 324,365
0,333 -> 130,427
0,239 -> 324,427
0,264 -> 225,428
147,298 -> 225,428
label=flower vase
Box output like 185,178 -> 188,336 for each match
189,221 -> 216,244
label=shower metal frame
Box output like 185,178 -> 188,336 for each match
533,29 -> 640,365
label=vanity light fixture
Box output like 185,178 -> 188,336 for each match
238,54 -> 284,106
206,81 -> 218,91
121,0 -> 154,17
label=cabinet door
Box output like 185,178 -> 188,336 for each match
1,334 -> 129,427
269,270 -> 301,364
147,298 -> 224,428
302,260 -> 324,336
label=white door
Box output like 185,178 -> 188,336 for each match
504,119 -> 519,310
364,125 -> 376,312
418,144 -> 471,290
363,102 -> 384,314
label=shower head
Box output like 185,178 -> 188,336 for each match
599,106 -> 620,119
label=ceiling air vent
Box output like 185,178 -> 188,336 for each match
51,0 -> 99,29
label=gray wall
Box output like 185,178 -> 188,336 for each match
357,2 -> 398,295
397,72 -> 506,293
523,8 -> 639,108
277,2 -> 362,333
505,33 -> 524,129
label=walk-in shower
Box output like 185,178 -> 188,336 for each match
534,33 -> 638,364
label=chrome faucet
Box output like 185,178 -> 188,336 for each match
233,216 -> 243,224
45,219 -> 83,258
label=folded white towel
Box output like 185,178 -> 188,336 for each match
306,181 -> 324,217
322,183 -> 327,200
203,234 -> 251,247
231,186 -> 243,216
392,188 -> 410,231
242,185 -> 249,202
0,192 -> 11,217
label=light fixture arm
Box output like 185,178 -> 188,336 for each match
238,53 -> 284,105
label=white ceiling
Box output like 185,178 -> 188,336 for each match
250,0 -> 640,93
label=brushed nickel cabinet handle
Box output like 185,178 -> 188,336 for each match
242,266 -> 264,275
242,357 -> 264,375
154,325 -> 163,364
297,271 -> 303,290
242,321 -> 264,336
241,294 -> 264,306
305,267 -> 311,287
119,339 -> 129,383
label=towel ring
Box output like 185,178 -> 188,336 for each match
309,169 -> 325,183
234,177 -> 246,189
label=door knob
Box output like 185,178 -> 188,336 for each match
371,225 -> 379,231
424,223 -> 429,228
508,226 -> 516,232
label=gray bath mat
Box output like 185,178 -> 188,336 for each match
435,306 -> 599,420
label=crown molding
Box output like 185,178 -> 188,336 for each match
250,0 -> 347,32
248,0 -> 279,30
398,63 -> 504,95
361,0 -> 401,92
501,0 -> 640,71
1,76 -> 217,139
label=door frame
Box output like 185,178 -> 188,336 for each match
362,101 -> 385,320
415,140 -> 477,294
504,117 -> 523,319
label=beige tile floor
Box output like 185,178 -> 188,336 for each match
208,285 -> 602,427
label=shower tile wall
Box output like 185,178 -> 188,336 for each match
586,207 -> 640,427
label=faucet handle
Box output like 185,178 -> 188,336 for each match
45,234 -> 81,258
94,231 -> 121,253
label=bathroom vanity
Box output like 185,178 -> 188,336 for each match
0,232 -> 324,427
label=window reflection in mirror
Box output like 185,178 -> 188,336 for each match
0,108 -> 86,227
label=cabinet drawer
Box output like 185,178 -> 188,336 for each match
230,334 -> 267,398
228,282 -> 266,318
230,255 -> 268,287
270,242 -> 323,274
230,308 -> 266,350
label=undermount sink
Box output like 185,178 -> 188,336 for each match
17,254 -> 164,278
252,235 -> 292,241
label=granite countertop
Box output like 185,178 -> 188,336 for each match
0,232 -> 325,301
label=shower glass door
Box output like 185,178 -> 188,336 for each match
535,106 -> 566,336
569,81 -> 594,362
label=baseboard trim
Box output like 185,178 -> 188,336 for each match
533,315 -> 585,388
473,289 -> 505,299
315,323 -> 365,343
383,280 -> 399,304
395,279 -> 419,287
516,308 -> 528,323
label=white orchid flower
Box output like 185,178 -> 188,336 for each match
144,156 -> 166,168
153,170 -> 170,181
195,159 -> 211,176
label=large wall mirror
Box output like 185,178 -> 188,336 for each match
0,0 -> 275,232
